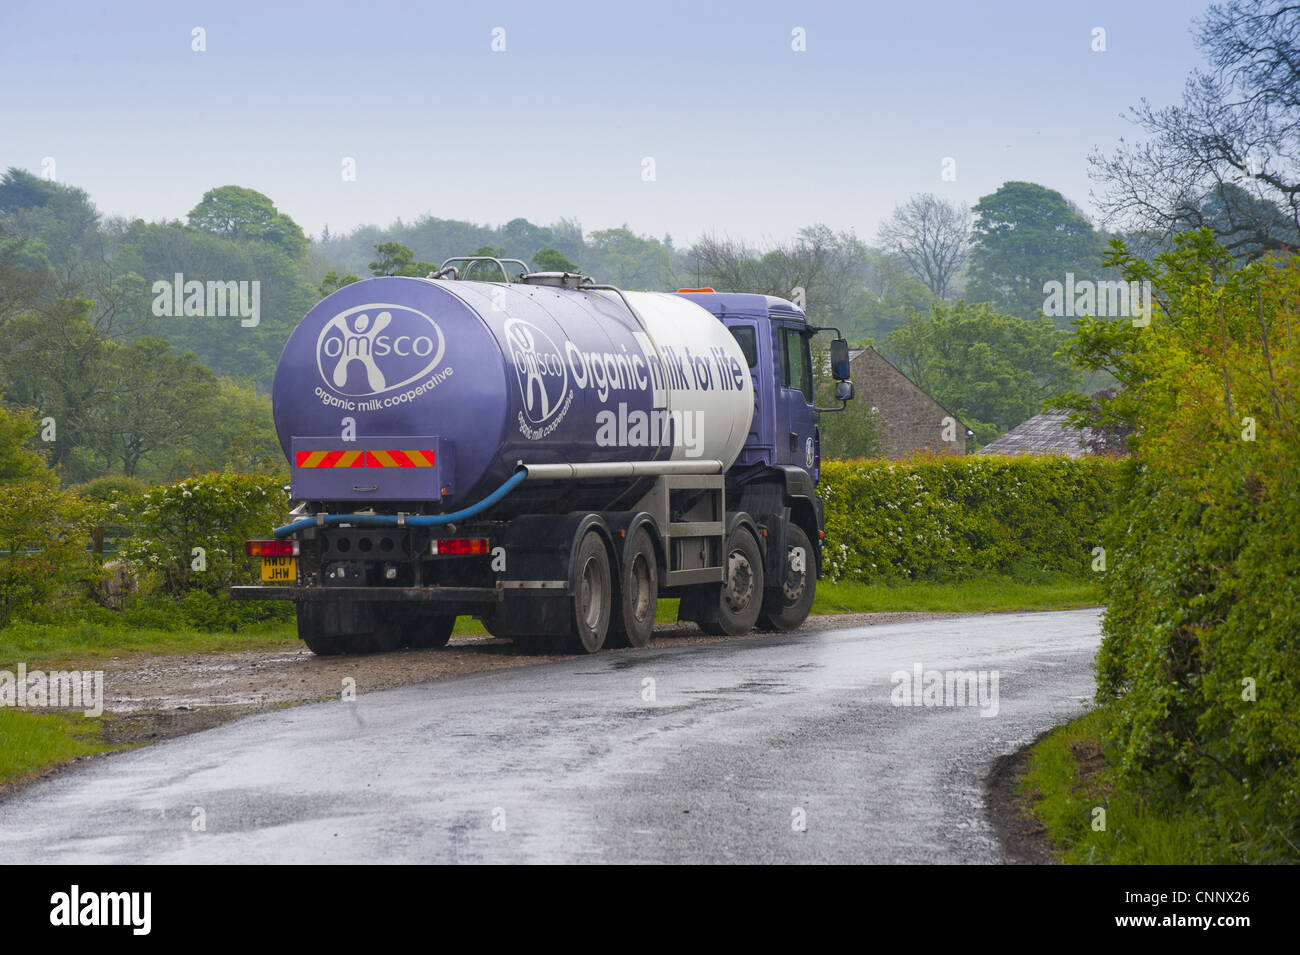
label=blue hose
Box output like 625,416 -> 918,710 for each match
273,468 -> 528,538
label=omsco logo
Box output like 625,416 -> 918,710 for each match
316,303 -> 445,397
505,317 -> 569,428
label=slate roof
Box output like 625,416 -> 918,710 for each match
976,411 -> 1094,457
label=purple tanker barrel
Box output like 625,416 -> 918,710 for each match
271,276 -> 754,512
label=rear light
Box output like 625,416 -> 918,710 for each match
430,538 -> 489,556
246,539 -> 300,557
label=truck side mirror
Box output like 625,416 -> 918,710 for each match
830,339 -> 850,380
835,380 -> 854,402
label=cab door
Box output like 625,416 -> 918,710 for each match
776,324 -> 817,472
723,319 -> 775,467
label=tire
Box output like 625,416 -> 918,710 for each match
299,629 -> 349,655
708,526 -> 765,636
565,530 -> 612,653
607,528 -> 658,649
297,601 -> 403,655
758,524 -> 816,631
403,613 -> 455,649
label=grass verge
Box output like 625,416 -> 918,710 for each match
1017,706 -> 1215,864
813,574 -> 1100,614
0,709 -> 125,788
0,616 -> 300,669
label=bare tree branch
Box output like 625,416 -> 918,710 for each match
1090,1 -> 1300,255
876,194 -> 971,298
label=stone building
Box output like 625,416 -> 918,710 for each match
849,347 -> 966,458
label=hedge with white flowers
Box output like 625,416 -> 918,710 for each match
117,472 -> 288,594
817,456 -> 1119,581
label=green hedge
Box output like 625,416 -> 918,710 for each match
116,471 -> 289,595
817,456 -> 1118,581
1077,234 -> 1300,863
0,471 -> 289,631
0,480 -> 96,624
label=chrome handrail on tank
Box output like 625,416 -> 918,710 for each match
579,282 -> 650,328
437,256 -> 532,283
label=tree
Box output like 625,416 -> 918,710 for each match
317,269 -> 360,298
966,181 -> 1108,324
117,217 -> 315,386
0,297 -> 117,477
690,225 -> 870,327
0,228 -> 51,324
876,194 -> 971,299
862,248 -> 913,301
0,295 -> 243,480
92,337 -> 218,477
0,169 -> 147,341
499,218 -> 550,255
585,229 -> 674,288
174,377 -> 282,476
1089,1 -> 1300,256
0,403 -> 55,485
0,168 -> 100,268
885,301 -> 1083,439
368,241 -> 434,277
533,247 -> 580,272
859,277 -> 938,342
188,185 -> 307,258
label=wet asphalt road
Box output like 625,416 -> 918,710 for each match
0,610 -> 1101,864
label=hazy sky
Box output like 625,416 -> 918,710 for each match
0,0 -> 1212,247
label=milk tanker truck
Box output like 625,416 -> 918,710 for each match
232,256 -> 854,654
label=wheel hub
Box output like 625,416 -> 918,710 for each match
783,546 -> 806,602
630,554 -> 651,623
580,557 -> 603,630
723,550 -> 754,612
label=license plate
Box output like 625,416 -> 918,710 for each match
261,556 -> 297,583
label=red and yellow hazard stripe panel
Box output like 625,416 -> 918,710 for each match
295,450 -> 366,469
366,449 -> 436,468
294,449 -> 436,468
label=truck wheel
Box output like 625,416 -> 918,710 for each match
702,526 -> 765,636
299,629 -> 347,655
607,528 -> 657,649
565,530 -> 612,653
403,613 -> 455,649
297,602 -> 403,655
758,524 -> 816,631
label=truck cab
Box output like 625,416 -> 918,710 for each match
675,291 -> 821,481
